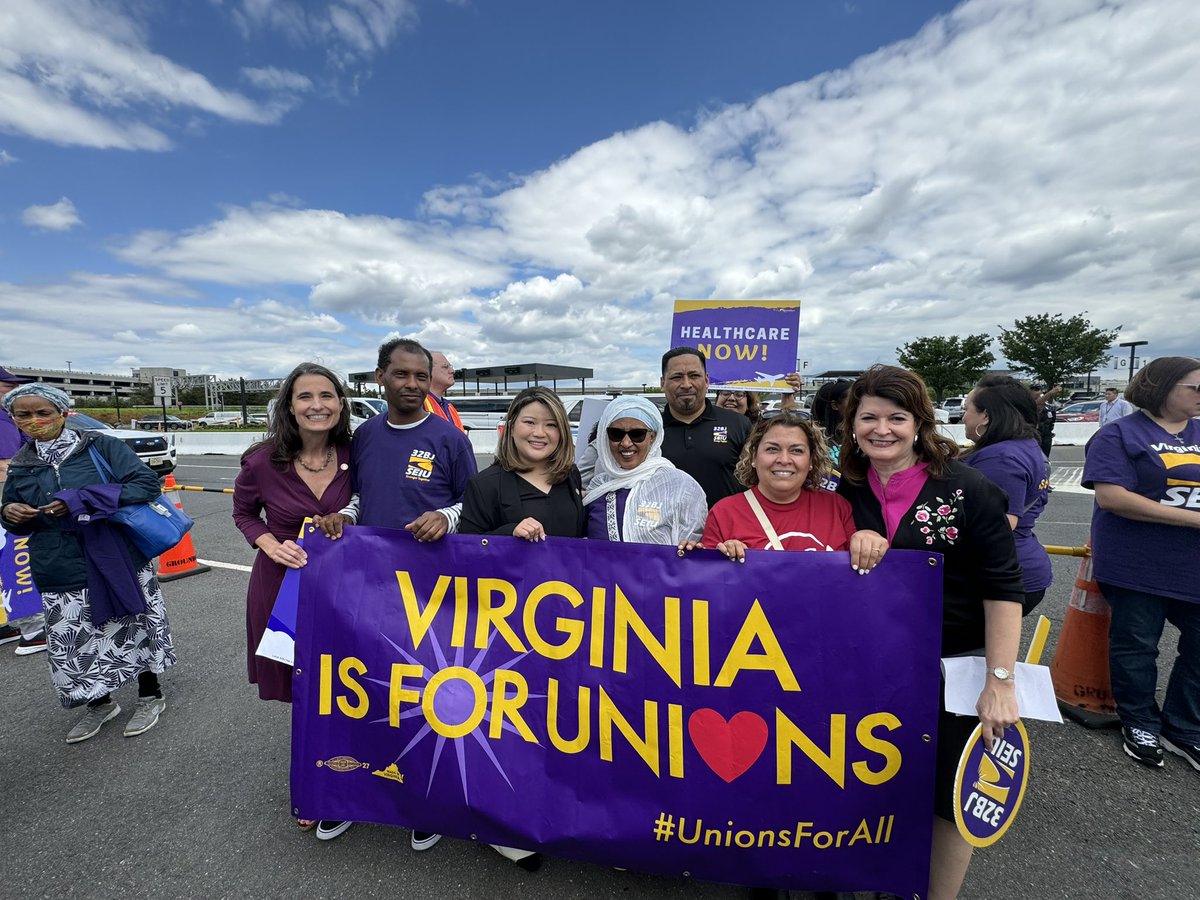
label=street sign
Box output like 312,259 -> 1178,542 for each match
153,376 -> 173,402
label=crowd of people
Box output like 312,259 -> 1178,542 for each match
2,341 -> 1198,899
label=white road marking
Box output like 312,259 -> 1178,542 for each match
1050,466 -> 1089,494
197,558 -> 253,573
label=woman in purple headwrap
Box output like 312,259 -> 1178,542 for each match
1,383 -> 176,743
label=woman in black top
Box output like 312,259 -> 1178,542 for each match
458,386 -> 583,871
836,365 -> 1024,900
460,386 -> 584,540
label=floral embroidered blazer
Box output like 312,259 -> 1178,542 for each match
838,459 -> 1024,656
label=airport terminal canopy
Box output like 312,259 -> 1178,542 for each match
808,370 -> 864,384
455,363 -> 594,394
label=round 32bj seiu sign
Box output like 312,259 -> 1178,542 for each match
953,720 -> 1031,847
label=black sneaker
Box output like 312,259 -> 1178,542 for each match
1122,725 -> 1164,768
14,631 -> 47,656
1161,735 -> 1200,772
0,624 -> 21,646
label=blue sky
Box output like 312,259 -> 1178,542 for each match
2,0 -> 1197,385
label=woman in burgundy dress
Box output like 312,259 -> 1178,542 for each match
233,363 -> 353,704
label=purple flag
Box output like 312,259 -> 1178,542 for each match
0,522 -> 42,624
291,529 -> 943,896
670,299 -> 801,389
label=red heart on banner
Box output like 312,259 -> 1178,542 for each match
687,709 -> 769,783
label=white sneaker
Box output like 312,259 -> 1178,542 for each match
411,831 -> 442,851
316,820 -> 353,841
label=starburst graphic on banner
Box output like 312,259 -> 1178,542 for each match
364,629 -> 545,803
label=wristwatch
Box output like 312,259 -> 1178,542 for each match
989,666 -> 1013,681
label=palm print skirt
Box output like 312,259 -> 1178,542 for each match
42,563 -> 176,708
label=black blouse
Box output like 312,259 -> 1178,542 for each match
459,463 -> 586,538
838,459 -> 1024,656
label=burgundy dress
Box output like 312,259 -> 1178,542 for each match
233,444 -> 352,702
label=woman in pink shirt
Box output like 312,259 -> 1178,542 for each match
836,365 -> 1024,900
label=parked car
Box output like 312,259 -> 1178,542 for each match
347,397 -> 387,431
348,397 -> 387,420
194,411 -> 243,427
938,396 -> 967,424
136,414 -> 193,431
761,406 -> 812,421
1067,391 -> 1100,403
65,412 -> 176,477
246,413 -> 270,426
1056,400 -> 1102,423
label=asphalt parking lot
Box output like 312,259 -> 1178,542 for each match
0,448 -> 1196,899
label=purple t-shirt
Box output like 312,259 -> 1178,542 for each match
1082,411 -> 1200,603
965,438 -> 1052,592
351,412 -> 477,529
0,408 -> 29,459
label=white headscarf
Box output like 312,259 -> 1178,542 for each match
582,396 -> 673,505
582,396 -> 707,544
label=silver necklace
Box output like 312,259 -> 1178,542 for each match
296,446 -> 334,473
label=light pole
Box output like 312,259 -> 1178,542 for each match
1118,340 -> 1147,382
66,360 -> 72,373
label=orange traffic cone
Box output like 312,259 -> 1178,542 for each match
1050,548 -> 1119,729
155,474 -> 211,582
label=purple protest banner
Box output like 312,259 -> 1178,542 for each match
670,299 -> 801,389
0,522 -> 42,625
291,529 -> 943,896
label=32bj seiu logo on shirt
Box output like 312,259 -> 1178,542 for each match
406,450 -> 435,482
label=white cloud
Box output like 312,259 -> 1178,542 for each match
226,0 -> 418,60
0,0 -> 302,150
160,323 -> 204,340
117,203 -> 508,319
0,149 -> 16,164
240,66 -> 313,93
0,274 -> 365,379
21,197 -> 82,231
13,0 -> 1200,381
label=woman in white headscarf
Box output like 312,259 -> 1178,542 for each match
1,383 -> 175,744
582,396 -> 707,544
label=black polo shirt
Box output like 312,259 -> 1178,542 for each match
660,401 -> 750,507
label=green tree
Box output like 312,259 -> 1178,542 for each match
896,334 -> 995,401
998,313 -> 1121,388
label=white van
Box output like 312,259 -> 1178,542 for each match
194,411 -> 243,427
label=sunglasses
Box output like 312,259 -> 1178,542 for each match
606,427 -> 651,444
1178,382 -> 1200,393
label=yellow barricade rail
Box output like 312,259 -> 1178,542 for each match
165,484 -> 235,495
1043,545 -> 1090,557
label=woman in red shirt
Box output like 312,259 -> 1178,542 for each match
683,412 -> 886,570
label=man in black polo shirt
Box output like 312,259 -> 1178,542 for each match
659,347 -> 751,507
